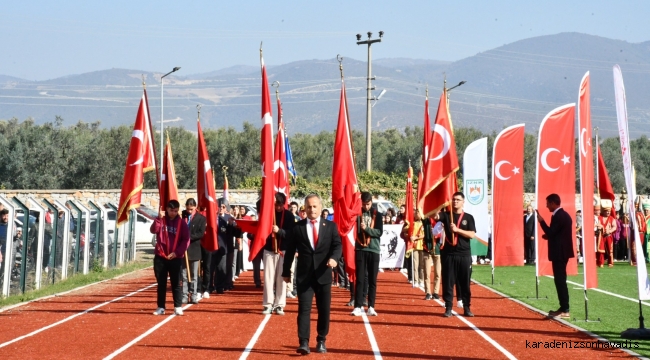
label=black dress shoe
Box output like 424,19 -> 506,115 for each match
444,308 -> 453,317
464,307 -> 474,317
216,289 -> 225,294
316,340 -> 327,353
424,293 -> 432,300
297,340 -> 310,355
433,293 -> 440,300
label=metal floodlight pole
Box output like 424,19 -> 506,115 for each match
357,31 -> 383,172
160,66 -> 181,176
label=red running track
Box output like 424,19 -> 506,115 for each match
0,268 -> 638,359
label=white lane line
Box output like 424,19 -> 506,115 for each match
239,314 -> 272,360
104,304 -> 193,360
360,313 -> 383,360
400,272 -> 517,360
545,275 -> 650,306
0,282 -> 156,349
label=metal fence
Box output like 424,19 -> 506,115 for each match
0,196 -> 147,298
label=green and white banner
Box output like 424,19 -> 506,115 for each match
463,137 -> 489,256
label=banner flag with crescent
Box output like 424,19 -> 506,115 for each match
535,104 -> 578,277
117,89 -> 157,226
403,164 -> 415,253
578,72 -> 598,290
197,119 -> 218,251
332,78 -> 361,283
491,124 -> 525,266
417,93 -> 432,210
422,89 -> 459,218
596,146 -> 615,202
463,137 -> 489,256
160,134 -> 179,209
274,93 -> 289,207
249,51 -> 276,262
613,65 -> 650,300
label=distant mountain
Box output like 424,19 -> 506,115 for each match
1,32 -> 649,138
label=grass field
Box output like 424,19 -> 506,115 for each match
472,263 -> 650,357
0,261 -> 151,309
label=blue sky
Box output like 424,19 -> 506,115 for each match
2,1 -> 649,80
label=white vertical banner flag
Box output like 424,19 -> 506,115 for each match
463,137 -> 489,255
614,64 -> 650,300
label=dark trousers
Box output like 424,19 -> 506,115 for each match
336,256 -> 348,286
552,259 -> 570,312
236,247 -> 244,276
200,247 -> 212,293
227,249 -> 235,288
355,251 -> 379,308
524,237 -> 535,263
153,255 -> 183,309
405,253 -> 413,281
442,255 -> 472,309
252,250 -> 263,287
210,247 -> 227,291
297,279 -> 331,343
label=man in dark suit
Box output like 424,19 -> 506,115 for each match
283,194 -> 342,355
536,193 -> 574,318
181,198 -> 207,304
523,204 -> 536,264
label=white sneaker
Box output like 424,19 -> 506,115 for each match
378,268 -> 384,273
234,275 -> 239,279
262,306 -> 273,315
203,291 -> 210,299
367,307 -> 378,316
457,300 -> 464,308
286,291 -> 296,299
153,308 -> 165,315
274,307 -> 285,315
174,307 -> 183,316
351,307 -> 365,316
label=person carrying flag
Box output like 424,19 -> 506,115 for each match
151,200 -> 190,316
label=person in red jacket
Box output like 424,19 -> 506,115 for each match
150,200 -> 190,316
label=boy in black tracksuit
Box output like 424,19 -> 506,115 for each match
352,192 -> 383,316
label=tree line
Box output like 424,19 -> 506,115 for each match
0,116 -> 646,197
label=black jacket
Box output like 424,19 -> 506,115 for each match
524,213 -> 536,240
264,209 -> 296,252
217,216 -> 236,253
182,211 -> 206,262
282,218 -> 342,287
539,208 -> 574,262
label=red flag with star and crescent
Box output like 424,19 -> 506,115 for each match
492,124 -> 525,266
197,120 -> 218,251
578,72 -> 597,289
274,96 -> 289,207
535,104 -> 577,277
249,52 -> 275,262
117,89 -> 157,225
332,79 -> 361,282
422,89 -> 459,219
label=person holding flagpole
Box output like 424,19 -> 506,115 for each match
437,192 -> 476,317
150,200 -> 190,316
181,198 -> 206,304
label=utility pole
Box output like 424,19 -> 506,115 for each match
357,31 -> 384,172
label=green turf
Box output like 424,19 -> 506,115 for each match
0,261 -> 151,309
472,263 -> 650,357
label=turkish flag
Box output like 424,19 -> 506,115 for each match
117,90 -> 157,225
535,104 -> 577,277
417,96 -> 431,210
404,165 -> 415,253
249,54 -> 275,262
332,80 -> 361,282
597,146 -> 615,202
197,120 -> 218,251
492,124 -> 525,266
422,90 -> 459,218
160,136 -> 179,208
579,72 -> 597,289
273,97 -> 289,207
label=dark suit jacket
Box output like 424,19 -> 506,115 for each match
539,208 -> 574,262
182,211 -> 206,262
282,218 -> 342,287
524,213 -> 536,240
